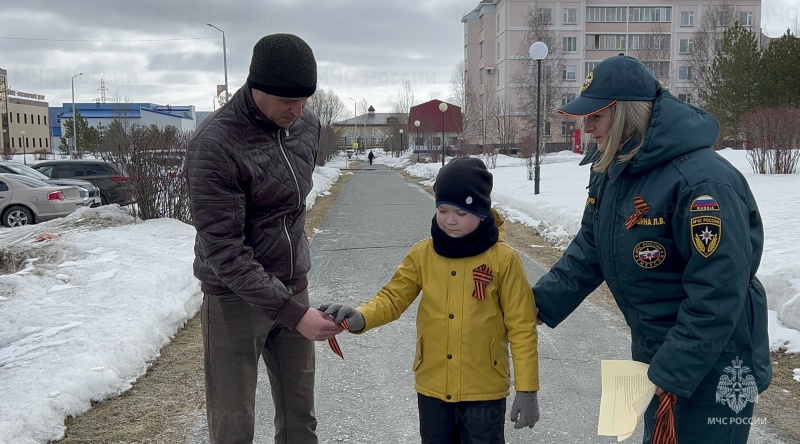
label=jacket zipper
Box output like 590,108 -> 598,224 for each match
594,172 -> 610,270
277,128 -> 300,279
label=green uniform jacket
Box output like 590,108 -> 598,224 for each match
357,210 -> 540,402
534,89 -> 771,400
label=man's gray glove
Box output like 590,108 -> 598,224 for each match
318,303 -> 365,332
510,391 -> 540,429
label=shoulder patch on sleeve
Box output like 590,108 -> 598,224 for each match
690,194 -> 720,212
690,216 -> 721,258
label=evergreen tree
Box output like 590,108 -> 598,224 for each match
759,30 -> 800,107
58,112 -> 98,158
702,22 -> 761,146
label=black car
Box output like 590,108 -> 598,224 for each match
31,160 -> 132,206
0,161 -> 102,207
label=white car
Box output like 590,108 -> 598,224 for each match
0,173 -> 84,227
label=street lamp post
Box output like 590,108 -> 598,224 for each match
207,23 -> 229,104
71,72 -> 83,159
414,120 -> 420,162
438,102 -> 448,166
21,131 -> 26,165
349,98 -> 357,154
529,41 -> 549,195
398,129 -> 403,158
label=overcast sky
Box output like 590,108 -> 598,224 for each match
1,0 -> 797,115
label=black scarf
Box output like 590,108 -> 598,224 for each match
431,212 -> 499,259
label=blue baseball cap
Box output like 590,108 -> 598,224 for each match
558,55 -> 659,117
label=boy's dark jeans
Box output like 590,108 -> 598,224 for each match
417,393 -> 506,444
202,289 -> 317,444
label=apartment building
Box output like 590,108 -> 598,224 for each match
462,0 -> 762,149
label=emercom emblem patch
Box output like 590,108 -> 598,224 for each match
691,216 -> 721,258
633,241 -> 666,269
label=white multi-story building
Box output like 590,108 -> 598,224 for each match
462,0 -> 762,149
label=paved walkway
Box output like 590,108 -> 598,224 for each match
192,164 -> 785,443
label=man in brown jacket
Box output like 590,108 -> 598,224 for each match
186,34 -> 342,444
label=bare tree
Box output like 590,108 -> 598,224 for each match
490,95 -> 520,159
513,2 -> 570,149
688,1 -> 740,106
473,79 -> 498,154
632,24 -> 673,86
308,88 -> 349,164
512,2 -> 569,179
449,60 -> 480,147
740,106 -> 800,174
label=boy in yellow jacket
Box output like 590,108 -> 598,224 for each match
321,157 -> 540,443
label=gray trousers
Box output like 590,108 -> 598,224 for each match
201,289 -> 317,444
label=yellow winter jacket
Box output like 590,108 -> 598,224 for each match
356,211 -> 539,402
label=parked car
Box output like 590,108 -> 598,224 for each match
0,173 -> 84,227
0,161 -> 101,207
31,160 -> 132,206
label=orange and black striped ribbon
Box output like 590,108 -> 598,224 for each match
652,391 -> 677,444
328,319 -> 349,359
472,264 -> 493,300
624,195 -> 650,229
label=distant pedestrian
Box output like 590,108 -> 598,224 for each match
322,157 -> 541,443
532,55 -> 771,444
186,33 -> 341,444
368,150 -> 375,165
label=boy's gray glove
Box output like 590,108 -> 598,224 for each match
318,303 -> 365,332
510,391 -> 540,429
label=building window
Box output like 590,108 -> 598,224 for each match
628,7 -> 672,23
46,138 -> 49,148
678,93 -> 692,103
716,10 -> 733,27
561,121 -> 574,136
585,62 -> 599,77
479,41 -> 484,58
543,121 -> 551,136
37,115 -> 41,125
643,61 -> 670,79
561,93 -> 576,106
586,7 -> 626,22
628,34 -> 670,50
536,8 -> 552,24
497,14 -> 500,29
563,37 -> 577,52
479,14 -> 484,31
24,114 -> 27,124
679,39 -> 694,54
44,116 -> 47,125
562,65 -> 576,81
563,8 -> 577,25
9,113 -> 12,123
679,65 -> 693,81
680,11 -> 694,27
497,41 -> 500,59
587,34 -> 626,51
496,68 -> 500,85
479,67 -> 484,84
740,11 -> 753,26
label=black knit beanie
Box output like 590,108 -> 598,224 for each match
247,34 -> 317,98
434,157 -> 493,218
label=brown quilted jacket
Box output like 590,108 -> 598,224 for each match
186,86 -> 320,328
